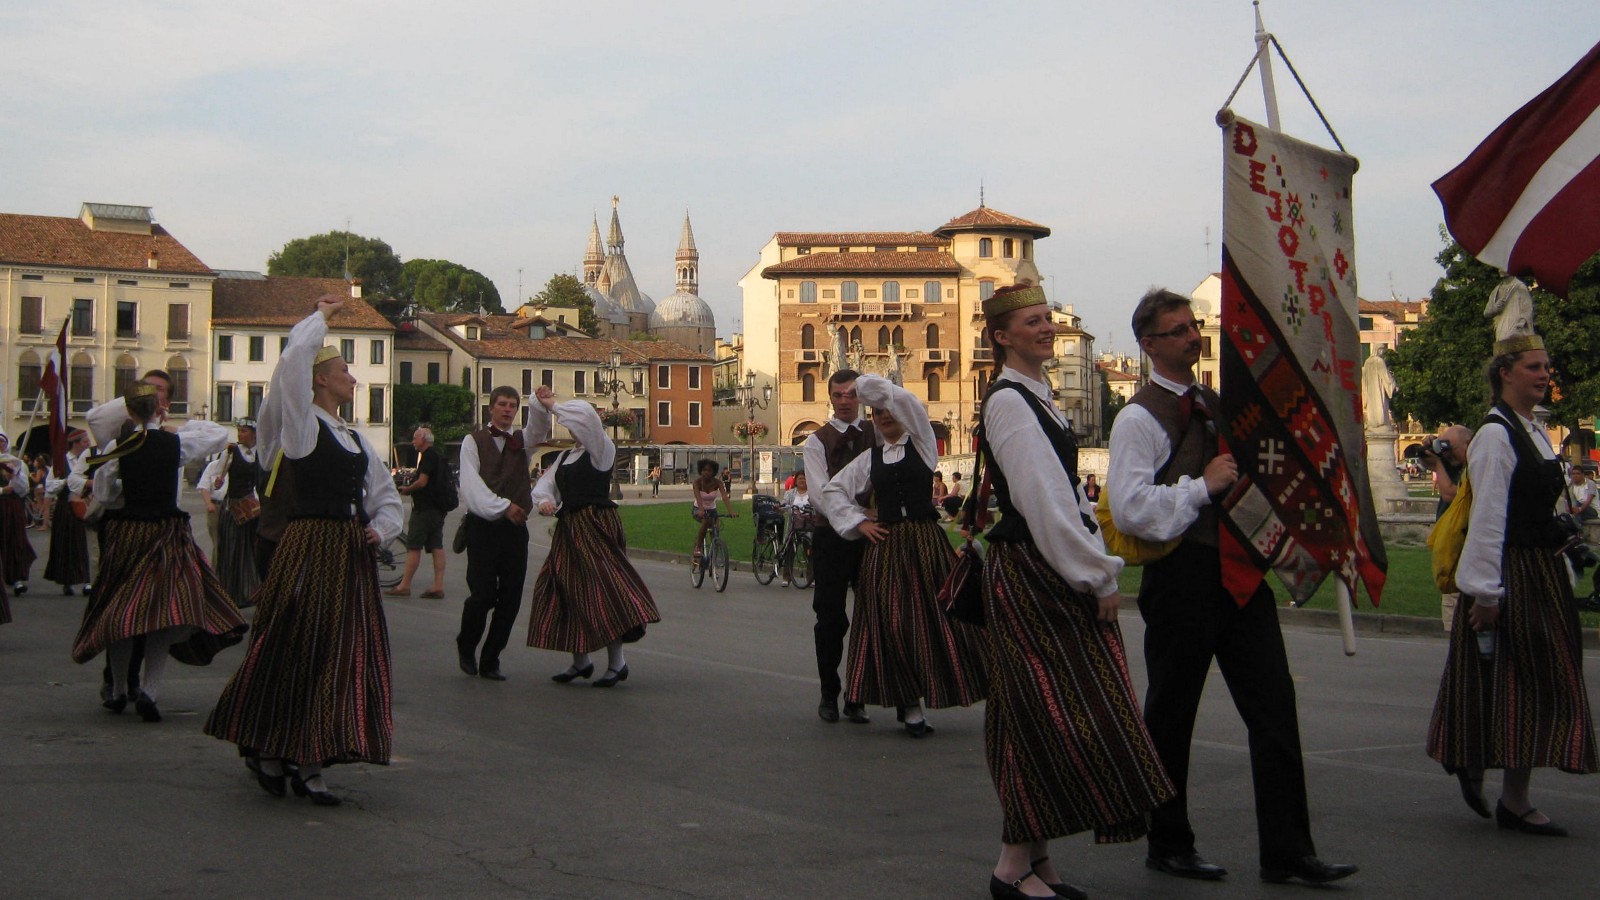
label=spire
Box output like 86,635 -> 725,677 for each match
583,213 -> 604,285
607,195 -> 624,252
675,210 -> 699,294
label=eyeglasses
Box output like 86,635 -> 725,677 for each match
1145,319 -> 1205,341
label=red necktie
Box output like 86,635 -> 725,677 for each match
489,427 -> 523,452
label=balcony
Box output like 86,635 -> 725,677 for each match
793,348 -> 824,365
971,347 -> 994,363
918,348 -> 955,365
829,301 -> 911,321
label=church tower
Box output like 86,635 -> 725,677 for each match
582,214 -> 604,287
650,209 -> 716,354
675,211 -> 699,294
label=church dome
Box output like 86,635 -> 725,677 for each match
585,285 -> 630,325
650,290 -> 716,329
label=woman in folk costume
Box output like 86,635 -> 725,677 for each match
978,284 -> 1172,900
526,385 -> 660,687
819,374 -> 988,737
1427,319 -> 1597,835
69,383 -> 247,722
204,297 -> 403,806
44,428 -> 93,596
211,420 -> 263,608
0,432 -> 37,595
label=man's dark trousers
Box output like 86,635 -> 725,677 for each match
458,514 -> 529,671
810,525 -> 864,702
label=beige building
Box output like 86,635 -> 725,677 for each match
2,203 -> 213,443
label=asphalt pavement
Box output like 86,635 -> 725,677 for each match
3,491 -> 1600,899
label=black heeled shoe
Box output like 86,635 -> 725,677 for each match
289,770 -> 343,807
245,757 -> 287,798
551,663 -> 595,684
593,664 -> 629,687
1495,800 -> 1567,836
1031,856 -> 1087,900
135,692 -> 161,723
896,706 -> 933,737
1455,770 -> 1491,819
989,873 -> 1059,900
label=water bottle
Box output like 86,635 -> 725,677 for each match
1476,629 -> 1495,660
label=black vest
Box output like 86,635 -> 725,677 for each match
869,438 -> 938,525
554,450 -> 617,515
1486,405 -> 1565,549
226,445 -> 259,500
112,428 -> 183,520
984,380 -> 1093,545
286,420 -> 367,522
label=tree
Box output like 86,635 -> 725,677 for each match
393,383 -> 476,447
397,259 -> 503,313
267,230 -> 404,297
1099,368 -> 1127,440
531,273 -> 598,334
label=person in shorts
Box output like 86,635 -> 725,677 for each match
389,426 -> 448,599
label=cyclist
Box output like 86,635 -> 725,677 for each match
691,459 -> 736,566
782,470 -> 811,510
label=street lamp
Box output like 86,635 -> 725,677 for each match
595,347 -> 644,500
735,372 -> 772,497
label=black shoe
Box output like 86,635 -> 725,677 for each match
818,699 -> 840,723
1455,770 -> 1491,819
1030,857 -> 1087,900
1259,856 -> 1358,884
989,874 -> 1060,899
289,771 -> 343,807
479,667 -> 507,681
1146,853 -> 1227,880
63,585 -> 75,596
458,653 -> 478,677
245,757 -> 286,798
13,582 -> 25,596
103,693 -> 127,714
551,663 -> 595,683
593,664 -> 629,687
1495,800 -> 1568,837
904,718 -> 934,738
842,701 -> 871,724
134,693 -> 161,723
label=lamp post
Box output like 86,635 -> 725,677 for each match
942,409 -> 958,455
595,347 -> 644,500
735,372 -> 772,498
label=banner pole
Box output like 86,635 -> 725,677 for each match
1337,581 -> 1357,656
1253,2 -> 1282,130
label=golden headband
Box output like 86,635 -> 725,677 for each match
1494,334 -> 1545,356
128,383 -> 158,399
982,285 -> 1048,319
313,345 -> 343,367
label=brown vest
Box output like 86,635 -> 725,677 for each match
469,428 -> 533,510
1129,381 -> 1220,548
813,420 -> 877,478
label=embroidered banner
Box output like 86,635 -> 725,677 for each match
1217,115 -> 1386,607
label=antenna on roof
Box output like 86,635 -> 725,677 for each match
979,180 -> 985,208
342,218 -> 351,281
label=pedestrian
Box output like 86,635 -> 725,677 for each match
389,425 -> 449,600
198,450 -> 227,560
204,296 -> 403,806
802,369 -> 876,725
820,374 -> 987,737
941,470 -> 965,520
1106,287 -> 1355,885
1421,425 -> 1473,631
43,428 -> 93,596
70,381 -> 246,722
527,386 -> 660,687
1560,464 -> 1598,522
211,421 -> 263,608
454,395 -> 535,681
1427,326 -> 1597,835
649,462 -> 662,498
1081,473 -> 1101,505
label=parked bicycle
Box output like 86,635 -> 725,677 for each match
374,535 -> 406,589
691,509 -> 731,592
752,494 -> 784,586
777,505 -> 816,589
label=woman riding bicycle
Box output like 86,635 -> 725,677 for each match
692,459 -> 736,566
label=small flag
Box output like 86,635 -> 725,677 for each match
38,320 -> 70,476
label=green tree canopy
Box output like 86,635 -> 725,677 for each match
1099,368 -> 1127,442
267,230 -> 403,297
1386,235 -> 1600,430
393,383 -> 476,447
397,258 -> 503,313
532,273 -> 598,334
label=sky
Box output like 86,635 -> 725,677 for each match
4,1 -> 1595,356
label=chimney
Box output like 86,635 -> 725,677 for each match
146,248 -> 159,270
350,278 -> 362,299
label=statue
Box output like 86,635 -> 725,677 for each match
1361,352 -> 1396,430
823,324 -> 850,380
1484,276 -> 1535,344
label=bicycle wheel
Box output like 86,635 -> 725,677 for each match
375,536 -> 406,589
753,535 -> 778,585
690,542 -> 706,588
790,535 -> 814,589
711,537 -> 730,592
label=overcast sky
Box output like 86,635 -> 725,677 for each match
4,1 -> 1593,354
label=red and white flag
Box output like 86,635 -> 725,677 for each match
38,320 -> 70,476
1433,41 -> 1600,298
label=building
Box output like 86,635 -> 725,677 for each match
1359,297 -> 1428,359
2,203 -> 213,443
578,200 -> 717,356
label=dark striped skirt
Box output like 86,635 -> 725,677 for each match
0,493 -> 36,583
526,505 -> 660,654
215,509 -> 261,608
844,518 -> 988,709
44,492 -> 91,587
983,540 -> 1174,844
0,579 -> 10,625
70,515 -> 248,665
204,517 -> 392,766
1427,545 -> 1598,774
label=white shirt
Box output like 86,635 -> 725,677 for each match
529,400 -> 615,508
46,447 -> 92,496
1105,370 -> 1213,543
199,455 -> 230,502
92,419 -> 231,510
1559,476 -> 1597,516
821,375 -> 937,538
802,409 -> 874,529
986,367 -> 1123,600
1457,408 -> 1558,605
459,418 -> 540,520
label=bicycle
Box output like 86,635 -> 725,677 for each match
776,505 -> 815,589
374,535 -> 406,589
752,495 -> 783,586
691,510 -> 731,592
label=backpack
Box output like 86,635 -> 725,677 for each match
432,460 -> 460,513
1427,468 -> 1473,593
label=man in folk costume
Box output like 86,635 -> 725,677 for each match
43,428 -> 93,595
455,387 -> 535,681
802,369 -> 876,725
1106,289 -> 1356,886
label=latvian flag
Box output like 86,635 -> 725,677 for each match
1433,41 -> 1600,298
38,321 -> 69,476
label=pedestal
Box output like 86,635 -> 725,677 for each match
1365,425 -> 1410,513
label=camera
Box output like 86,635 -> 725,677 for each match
1420,437 -> 1451,457
1555,512 -> 1599,574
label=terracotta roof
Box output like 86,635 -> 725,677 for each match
416,312 -> 710,364
933,206 -> 1051,238
774,232 -> 941,247
0,212 -> 211,274
213,275 -> 393,331
762,251 -> 960,278
1097,365 -> 1139,382
1358,298 -> 1428,320
394,324 -> 450,353
617,338 -> 711,362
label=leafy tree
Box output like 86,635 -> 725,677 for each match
531,273 -> 598,334
393,383 -> 476,446
1099,368 -> 1127,441
397,258 -> 503,313
267,230 -> 403,297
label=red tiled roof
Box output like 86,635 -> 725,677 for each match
415,313 -> 710,364
1359,298 -> 1428,319
0,212 -> 211,274
1097,365 -> 1139,382
762,251 -> 959,278
394,325 -> 450,353
774,232 -> 941,247
213,276 -> 393,331
933,206 -> 1051,238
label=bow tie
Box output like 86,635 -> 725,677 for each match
489,427 -> 523,451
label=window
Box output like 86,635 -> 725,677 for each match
248,384 -> 265,419
168,282 -> 189,289
688,366 -> 701,390
802,373 -> 815,403
279,336 -> 288,353
926,324 -> 940,348
167,303 -> 189,340
801,324 -> 815,349
632,372 -> 645,394
215,384 -> 234,422
167,360 -> 189,415
116,301 -> 137,338
657,364 -> 671,389
248,335 -> 264,362
114,354 -> 138,398
1003,238 -> 1015,258
876,326 -> 890,351
21,273 -> 42,281
800,281 -> 817,303
849,325 -> 862,346
369,385 -> 386,424
923,281 -> 940,303
976,370 -> 990,399
688,401 -> 702,427
928,372 -> 941,402
20,296 -> 42,334
427,362 -> 441,384
522,369 -> 533,394
541,369 -> 554,388
979,238 -> 993,258
340,339 -> 355,363
891,325 -> 904,347
480,367 -> 493,394
118,279 -> 137,286
1022,240 -> 1033,260
465,325 -> 480,340
370,340 -> 384,365
72,299 -> 93,336
75,276 -> 95,284
1201,370 -> 1215,389
574,370 -> 588,394
979,280 -> 996,302
338,401 -> 353,421
69,354 -> 94,413
656,401 -> 671,427
399,361 -> 413,383
217,335 -> 234,362
796,247 -> 811,255
882,281 -> 900,302
1358,315 -> 1375,331
841,281 -> 859,302
16,352 -> 41,410
1202,336 -> 1214,357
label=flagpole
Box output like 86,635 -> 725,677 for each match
1254,2 -> 1282,130
12,389 -> 48,458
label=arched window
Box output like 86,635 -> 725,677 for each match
923,280 -> 941,303
801,323 -> 815,349
802,373 -> 816,402
926,324 -> 940,348
849,325 -> 862,346
891,325 -> 904,347
16,350 -> 42,411
841,281 -> 859,302
882,281 -> 900,302
1003,238 -> 1014,258
876,326 -> 890,351
927,372 -> 941,402
70,351 -> 95,413
800,281 -> 817,303
978,238 -> 993,258
113,352 -> 139,400
165,355 -> 190,415
979,280 -> 996,301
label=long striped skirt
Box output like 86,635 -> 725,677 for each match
526,505 -> 660,654
44,492 -> 91,587
214,508 -> 261,608
70,515 -> 248,665
0,493 -> 36,583
844,518 -> 988,709
1427,545 -> 1598,774
0,579 -> 10,625
984,540 -> 1174,844
204,517 -> 392,766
